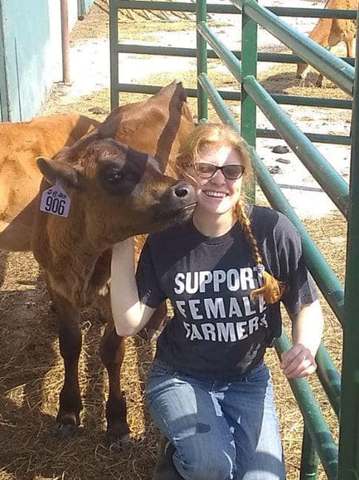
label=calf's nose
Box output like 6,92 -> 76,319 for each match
173,181 -> 193,199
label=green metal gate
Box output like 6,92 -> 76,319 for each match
109,1 -> 359,478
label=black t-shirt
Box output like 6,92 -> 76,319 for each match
136,205 -> 318,380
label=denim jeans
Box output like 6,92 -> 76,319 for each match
145,360 -> 285,480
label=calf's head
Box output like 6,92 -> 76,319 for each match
37,138 -> 196,248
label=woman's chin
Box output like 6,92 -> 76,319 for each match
196,201 -> 233,216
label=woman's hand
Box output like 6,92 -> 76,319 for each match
280,343 -> 317,379
281,300 -> 323,379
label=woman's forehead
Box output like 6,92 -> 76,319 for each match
199,144 -> 242,164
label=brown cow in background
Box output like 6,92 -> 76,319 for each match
0,113 -> 99,251
0,81 -> 196,442
296,0 -> 358,86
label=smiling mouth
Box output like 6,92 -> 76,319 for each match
203,191 -> 228,198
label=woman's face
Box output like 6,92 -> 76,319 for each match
192,144 -> 245,217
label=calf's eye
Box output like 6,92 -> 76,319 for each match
105,170 -> 123,184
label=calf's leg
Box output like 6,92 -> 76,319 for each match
53,294 -> 83,434
100,325 -> 129,442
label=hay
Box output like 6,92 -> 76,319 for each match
0,216 -> 346,479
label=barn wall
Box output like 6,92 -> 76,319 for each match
0,1 -> 7,122
0,0 -> 95,122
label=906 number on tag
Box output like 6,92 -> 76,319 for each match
40,182 -> 71,218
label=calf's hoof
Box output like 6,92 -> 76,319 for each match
54,423 -> 80,439
55,412 -> 80,438
106,421 -> 131,446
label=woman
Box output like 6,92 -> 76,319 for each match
111,123 -> 323,480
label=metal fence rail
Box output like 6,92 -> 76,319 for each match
109,0 -> 355,145
109,0 -> 358,477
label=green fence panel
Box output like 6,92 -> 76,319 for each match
275,334 -> 338,480
240,0 -> 257,149
301,426 -> 319,480
338,27 -> 359,480
110,2 -> 358,476
110,0 -> 119,109
242,75 -> 350,217
196,0 -> 208,121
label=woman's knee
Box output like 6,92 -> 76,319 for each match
174,450 -> 234,480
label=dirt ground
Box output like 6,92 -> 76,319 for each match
0,2 -> 349,479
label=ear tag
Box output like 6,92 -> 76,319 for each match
40,181 -> 71,218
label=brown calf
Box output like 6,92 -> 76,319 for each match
296,0 -> 357,87
0,82 -> 196,441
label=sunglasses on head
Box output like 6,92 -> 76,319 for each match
194,162 -> 245,180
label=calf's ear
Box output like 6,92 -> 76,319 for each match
37,157 -> 82,189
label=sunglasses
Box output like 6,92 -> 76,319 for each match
194,162 -> 245,180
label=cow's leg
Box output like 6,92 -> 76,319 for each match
296,62 -> 308,80
100,325 -> 129,443
315,73 -> 324,87
346,38 -> 354,58
53,294 -> 83,435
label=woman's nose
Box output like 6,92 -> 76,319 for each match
209,168 -> 226,183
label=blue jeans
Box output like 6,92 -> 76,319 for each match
145,360 -> 285,480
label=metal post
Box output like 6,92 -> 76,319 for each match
77,0 -> 85,20
196,0 -> 208,122
241,0 -> 257,201
240,0 -> 257,147
109,0 -> 119,109
300,426 -> 319,480
338,16 -> 359,480
60,0 -> 70,84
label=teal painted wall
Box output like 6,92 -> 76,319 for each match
0,0 -> 95,121
0,0 -> 8,121
1,0 -> 51,121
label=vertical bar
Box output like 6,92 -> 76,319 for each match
109,0 -> 119,109
77,0 -> 86,20
338,18 -> 359,480
241,0 -> 257,200
196,0 -> 208,122
60,0 -> 70,84
300,427 -> 319,480
240,0 -> 257,147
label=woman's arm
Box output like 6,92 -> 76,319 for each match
280,299 -> 324,379
111,238 -> 156,337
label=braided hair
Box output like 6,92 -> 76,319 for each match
176,122 -> 285,305
236,201 -> 284,304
